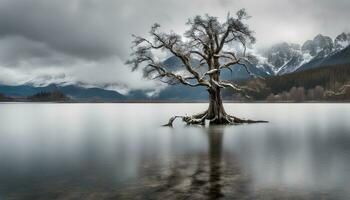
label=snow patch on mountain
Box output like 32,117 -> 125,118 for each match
252,33 -> 350,75
334,32 -> 350,51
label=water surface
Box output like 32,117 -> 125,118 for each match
0,103 -> 350,199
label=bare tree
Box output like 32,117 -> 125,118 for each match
127,9 -> 266,126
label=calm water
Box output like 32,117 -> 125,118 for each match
0,103 -> 350,200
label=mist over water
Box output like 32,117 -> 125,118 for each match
0,103 -> 349,199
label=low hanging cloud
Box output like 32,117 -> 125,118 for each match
0,0 -> 349,92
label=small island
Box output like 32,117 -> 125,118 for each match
0,93 -> 13,102
26,91 -> 71,102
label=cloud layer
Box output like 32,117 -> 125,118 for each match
0,0 -> 349,92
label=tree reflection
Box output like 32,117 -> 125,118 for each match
208,127 -> 224,199
115,127 -> 251,199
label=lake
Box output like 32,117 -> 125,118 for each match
0,103 -> 350,199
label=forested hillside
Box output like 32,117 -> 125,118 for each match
224,64 -> 350,102
0,93 -> 13,102
266,64 -> 350,92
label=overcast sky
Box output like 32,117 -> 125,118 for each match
0,0 -> 349,92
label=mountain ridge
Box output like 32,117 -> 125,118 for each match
0,32 -> 349,101
254,32 -> 350,75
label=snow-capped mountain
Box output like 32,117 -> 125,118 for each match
255,33 -> 350,75
158,32 -> 350,82
334,32 -> 350,51
262,42 -> 306,74
302,34 -> 334,57
2,32 -> 349,101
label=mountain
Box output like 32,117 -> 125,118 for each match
150,32 -> 350,101
155,85 -> 208,100
59,85 -> 126,101
334,32 -> 350,51
255,33 -> 350,75
260,34 -> 335,75
0,84 -> 58,97
296,46 -> 350,72
0,84 -> 126,101
301,34 -> 334,57
0,32 -> 349,102
23,55 -> 267,102
159,32 -> 350,82
262,42 -> 305,74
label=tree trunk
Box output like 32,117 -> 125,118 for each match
163,77 -> 268,126
207,87 -> 230,124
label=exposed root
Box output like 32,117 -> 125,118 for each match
163,116 -> 184,127
225,114 -> 268,124
163,110 -> 268,127
163,111 -> 208,127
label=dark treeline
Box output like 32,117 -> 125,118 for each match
266,64 -> 350,94
223,64 -> 350,102
262,64 -> 350,102
0,93 -> 13,102
27,91 -> 71,102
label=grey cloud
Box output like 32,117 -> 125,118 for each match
0,0 -> 349,61
0,0 -> 120,60
0,0 -> 349,90
0,36 -> 75,67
